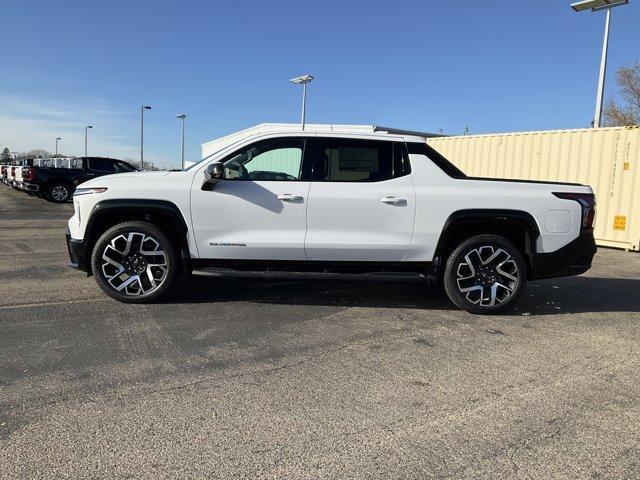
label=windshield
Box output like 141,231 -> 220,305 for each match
184,136 -> 260,171
184,149 -> 224,171
115,161 -> 136,172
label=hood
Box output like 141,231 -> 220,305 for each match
81,170 -> 171,188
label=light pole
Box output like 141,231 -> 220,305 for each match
290,75 -> 314,130
55,137 -> 62,156
176,114 -> 186,169
571,0 -> 629,128
140,105 -> 151,170
84,126 -> 92,157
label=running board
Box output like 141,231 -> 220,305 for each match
191,267 -> 428,282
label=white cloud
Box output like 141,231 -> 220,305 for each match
0,95 -> 170,165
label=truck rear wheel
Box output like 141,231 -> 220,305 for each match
443,234 -> 526,314
47,183 -> 72,203
91,221 -> 178,303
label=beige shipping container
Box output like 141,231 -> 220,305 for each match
427,126 -> 640,251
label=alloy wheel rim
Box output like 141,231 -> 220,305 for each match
455,245 -> 520,307
52,186 -> 68,201
101,232 -> 168,296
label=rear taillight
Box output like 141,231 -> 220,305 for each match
24,166 -> 35,181
553,192 -> 596,231
10,167 -> 15,177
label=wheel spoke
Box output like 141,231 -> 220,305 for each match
115,274 -> 140,292
497,259 -> 518,282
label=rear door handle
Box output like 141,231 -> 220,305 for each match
277,194 -> 303,202
380,196 -> 406,205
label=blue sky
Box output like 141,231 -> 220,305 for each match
1,0 -> 638,168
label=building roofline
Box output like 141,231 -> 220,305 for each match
202,123 -> 443,147
427,125 -> 639,140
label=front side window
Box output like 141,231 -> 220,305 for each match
221,139 -> 305,181
311,139 -> 409,182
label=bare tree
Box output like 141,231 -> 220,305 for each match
603,60 -> 640,127
1,147 -> 11,161
125,158 -> 164,171
25,149 -> 52,158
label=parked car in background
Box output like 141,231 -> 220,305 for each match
1,163 -> 13,185
24,157 -> 136,202
9,165 -> 20,188
13,159 -> 34,191
65,123 -> 597,314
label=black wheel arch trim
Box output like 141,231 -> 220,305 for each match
85,199 -> 191,274
432,209 -> 540,277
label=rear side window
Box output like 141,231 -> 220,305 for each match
88,158 -> 115,172
311,139 -> 410,182
406,142 -> 467,179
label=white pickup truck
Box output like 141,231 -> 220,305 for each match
66,124 -> 596,313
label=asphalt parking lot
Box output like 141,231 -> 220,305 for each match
1,186 -> 639,479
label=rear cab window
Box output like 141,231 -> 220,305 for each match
310,138 -> 410,182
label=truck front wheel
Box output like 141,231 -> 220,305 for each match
91,221 -> 178,303
443,234 -> 526,314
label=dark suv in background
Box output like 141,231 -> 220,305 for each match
23,157 -> 136,202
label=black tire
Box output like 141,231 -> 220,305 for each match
443,234 -> 526,314
91,221 -> 178,303
46,183 -> 72,203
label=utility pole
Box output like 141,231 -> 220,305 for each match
593,7 -> 611,128
140,105 -> 151,170
571,0 -> 629,128
290,75 -> 314,130
176,114 -> 186,169
84,126 -> 92,157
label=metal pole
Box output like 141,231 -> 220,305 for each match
140,106 -> 145,170
55,138 -> 59,156
84,127 -> 88,157
301,82 -> 307,130
594,7 -> 611,128
181,116 -> 185,169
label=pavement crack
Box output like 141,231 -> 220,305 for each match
507,439 -> 527,475
140,342 -> 355,396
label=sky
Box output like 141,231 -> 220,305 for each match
1,0 -> 638,169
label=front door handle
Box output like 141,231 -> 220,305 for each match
380,196 -> 407,205
277,194 -> 303,202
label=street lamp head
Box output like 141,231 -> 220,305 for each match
86,125 -> 93,129
176,114 -> 186,119
56,137 -> 62,140
290,74 -> 314,85
143,105 -> 151,110
571,0 -> 628,12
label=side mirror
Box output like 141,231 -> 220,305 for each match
202,162 -> 224,190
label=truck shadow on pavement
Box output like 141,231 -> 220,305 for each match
162,275 -> 640,316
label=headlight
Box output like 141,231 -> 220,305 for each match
73,187 -> 108,196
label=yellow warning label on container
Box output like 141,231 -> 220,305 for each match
623,161 -> 630,170
613,215 -> 627,231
